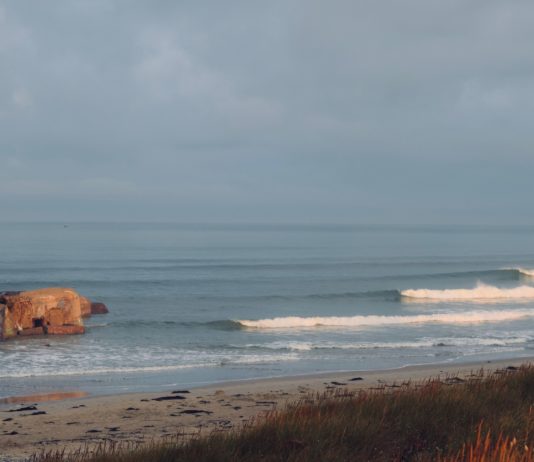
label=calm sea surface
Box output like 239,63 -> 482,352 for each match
1,223 -> 534,398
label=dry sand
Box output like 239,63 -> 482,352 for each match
1,357 -> 532,461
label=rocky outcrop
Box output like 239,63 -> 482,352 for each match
0,288 -> 108,341
80,297 -> 109,318
80,296 -> 92,318
90,302 -> 109,315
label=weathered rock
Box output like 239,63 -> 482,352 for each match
18,326 -> 45,337
0,288 -> 88,340
80,296 -> 92,318
90,302 -> 109,315
47,325 -> 85,336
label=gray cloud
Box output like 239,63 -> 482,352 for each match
0,0 -> 533,223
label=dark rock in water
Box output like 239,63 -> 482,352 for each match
152,395 -> 186,401
90,302 -> 109,315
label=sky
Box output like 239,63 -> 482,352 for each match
1,0 -> 533,224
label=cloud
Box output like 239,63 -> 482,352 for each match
12,88 -> 32,109
0,1 -> 533,223
0,177 -> 136,197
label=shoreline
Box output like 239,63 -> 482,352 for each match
3,350 -> 532,403
1,356 -> 533,460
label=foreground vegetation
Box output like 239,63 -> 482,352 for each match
33,365 -> 534,462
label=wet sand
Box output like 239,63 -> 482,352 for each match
1,357 -> 532,461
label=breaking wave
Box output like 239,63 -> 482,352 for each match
401,283 -> 534,301
236,309 -> 534,329
512,268 -> 534,277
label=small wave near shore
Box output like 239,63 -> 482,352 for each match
237,309 -> 534,329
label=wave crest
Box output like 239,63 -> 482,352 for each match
237,309 -> 534,329
514,268 -> 534,277
401,283 -> 534,301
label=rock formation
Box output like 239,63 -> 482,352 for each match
0,288 -> 109,341
80,296 -> 110,318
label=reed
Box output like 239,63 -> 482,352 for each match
33,364 -> 534,462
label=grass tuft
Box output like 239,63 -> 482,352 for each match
32,364 -> 534,462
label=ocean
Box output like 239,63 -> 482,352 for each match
1,223 -> 534,398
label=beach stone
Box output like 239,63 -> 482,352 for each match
90,302 -> 109,315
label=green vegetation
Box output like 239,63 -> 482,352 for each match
33,365 -> 534,462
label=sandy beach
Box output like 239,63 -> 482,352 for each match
1,357 -> 532,461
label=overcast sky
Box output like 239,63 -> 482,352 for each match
1,0 -> 533,224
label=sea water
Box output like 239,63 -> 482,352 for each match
1,223 -> 534,398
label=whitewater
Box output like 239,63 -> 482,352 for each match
237,309 -> 534,329
1,223 -> 534,398
401,283 -> 534,301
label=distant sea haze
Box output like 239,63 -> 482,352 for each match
1,223 -> 534,397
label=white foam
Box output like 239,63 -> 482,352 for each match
515,268 -> 534,277
401,283 -> 534,301
0,363 -> 205,379
237,309 -> 534,329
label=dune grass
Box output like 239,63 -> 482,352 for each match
33,365 -> 534,462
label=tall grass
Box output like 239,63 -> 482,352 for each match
33,365 -> 534,462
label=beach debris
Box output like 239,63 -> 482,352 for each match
349,377 -> 364,381
2,418 -> 13,422
152,395 -> 186,402
179,409 -> 213,415
126,407 -> 139,411
8,405 -> 37,412
86,429 -> 101,433
172,390 -> 190,394
26,411 -> 47,416
330,381 -> 346,386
